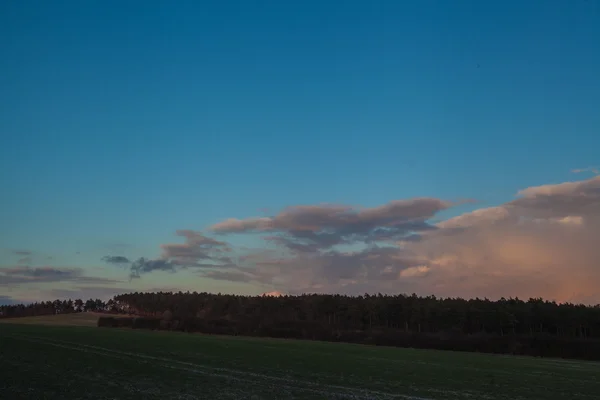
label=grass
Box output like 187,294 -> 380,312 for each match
0,316 -> 599,399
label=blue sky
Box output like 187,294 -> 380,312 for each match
1,1 -> 599,304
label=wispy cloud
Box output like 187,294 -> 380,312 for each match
211,198 -> 450,253
0,266 -> 122,286
101,256 -> 131,265
572,166 -> 599,175
161,230 -> 233,266
17,257 -> 32,265
102,230 -> 235,279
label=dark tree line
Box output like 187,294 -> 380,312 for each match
108,292 -> 600,338
4,291 -> 600,360
0,298 -> 108,317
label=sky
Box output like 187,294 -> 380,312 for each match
1,0 -> 599,305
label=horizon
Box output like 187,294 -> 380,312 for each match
1,1 -> 599,306
3,288 -> 600,308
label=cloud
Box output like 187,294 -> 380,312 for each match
0,266 -> 122,286
203,199 -> 451,291
201,270 -> 255,283
437,206 -> 510,230
532,215 -> 584,226
13,250 -> 32,256
401,175 -> 600,303
108,200 -> 449,284
399,265 -> 430,278
101,256 -> 131,265
197,242 -> 427,294
212,198 -> 450,253
77,174 -> 600,304
202,175 -> 600,304
507,176 -> 600,220
160,230 -> 233,266
3,266 -> 74,279
17,257 -> 32,265
103,230 -> 235,279
129,258 -> 176,278
572,166 -> 599,175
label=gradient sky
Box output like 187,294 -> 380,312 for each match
1,1 -> 599,305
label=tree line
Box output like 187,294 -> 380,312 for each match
0,298 -> 108,317
3,291 -> 600,360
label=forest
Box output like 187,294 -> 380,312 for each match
3,291 -> 600,360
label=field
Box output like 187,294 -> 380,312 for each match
1,315 -> 599,399
0,312 -> 107,326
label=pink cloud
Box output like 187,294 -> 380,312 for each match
204,174 -> 600,304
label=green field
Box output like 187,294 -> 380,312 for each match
1,318 -> 599,399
